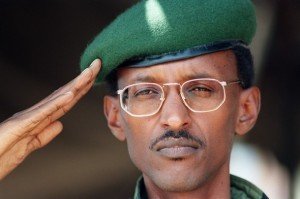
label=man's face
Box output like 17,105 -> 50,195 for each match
106,50 -> 246,192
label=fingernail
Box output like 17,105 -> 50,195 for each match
89,59 -> 99,68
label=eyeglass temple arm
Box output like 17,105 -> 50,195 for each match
226,80 -> 245,88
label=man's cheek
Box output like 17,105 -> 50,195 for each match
198,112 -> 235,148
207,122 -> 235,162
126,134 -> 149,171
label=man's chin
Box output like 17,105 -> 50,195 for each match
145,171 -> 208,193
157,181 -> 201,193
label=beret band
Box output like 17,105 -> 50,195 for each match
120,40 -> 248,68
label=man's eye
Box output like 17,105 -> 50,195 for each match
188,86 -> 213,97
190,86 -> 212,92
134,89 -> 159,97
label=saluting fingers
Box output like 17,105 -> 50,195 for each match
27,59 -> 101,135
19,59 -> 101,115
0,59 -> 101,157
28,60 -> 100,136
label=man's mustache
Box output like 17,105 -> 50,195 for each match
149,130 -> 205,150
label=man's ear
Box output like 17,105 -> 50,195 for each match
103,95 -> 126,141
235,86 -> 261,136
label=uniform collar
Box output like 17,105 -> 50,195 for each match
133,175 -> 268,199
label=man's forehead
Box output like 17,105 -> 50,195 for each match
118,50 -> 237,84
128,71 -> 212,83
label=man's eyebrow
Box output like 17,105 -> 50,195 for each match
184,72 -> 213,80
133,74 -> 158,83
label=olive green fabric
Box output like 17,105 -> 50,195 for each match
133,175 -> 268,199
230,175 -> 268,199
80,0 -> 256,83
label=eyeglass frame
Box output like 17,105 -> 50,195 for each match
117,78 -> 242,117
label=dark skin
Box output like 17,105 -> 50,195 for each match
104,50 -> 261,199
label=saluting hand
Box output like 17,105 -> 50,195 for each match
0,59 -> 101,180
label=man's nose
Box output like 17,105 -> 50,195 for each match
159,88 -> 191,130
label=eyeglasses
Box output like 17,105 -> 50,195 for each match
117,78 -> 242,117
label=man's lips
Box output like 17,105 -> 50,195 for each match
153,138 -> 201,159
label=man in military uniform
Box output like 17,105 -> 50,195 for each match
0,0 -> 268,198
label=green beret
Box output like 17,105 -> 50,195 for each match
80,0 -> 256,83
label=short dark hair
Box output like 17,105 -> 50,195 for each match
104,46 -> 254,96
232,45 -> 254,89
